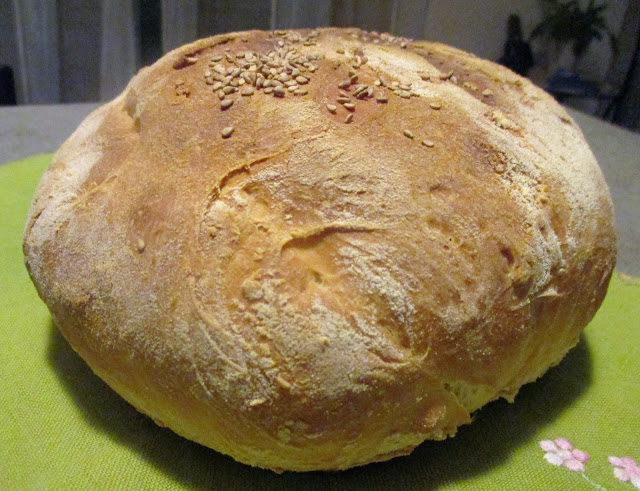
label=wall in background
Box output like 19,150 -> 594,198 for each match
424,0 -> 542,61
1,0 -> 637,129
424,0 -> 628,83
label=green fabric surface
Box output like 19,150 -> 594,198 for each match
1,154 -> 639,490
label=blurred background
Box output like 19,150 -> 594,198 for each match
1,0 -> 639,130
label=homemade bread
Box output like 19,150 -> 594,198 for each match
23,28 -> 616,471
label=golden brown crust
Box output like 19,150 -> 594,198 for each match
23,28 -> 616,471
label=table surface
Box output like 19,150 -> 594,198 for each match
1,103 -> 638,275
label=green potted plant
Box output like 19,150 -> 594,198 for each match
530,0 -> 616,74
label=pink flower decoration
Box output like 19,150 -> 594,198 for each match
609,456 -> 640,489
540,438 -> 590,472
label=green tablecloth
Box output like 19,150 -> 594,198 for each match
2,155 -> 639,490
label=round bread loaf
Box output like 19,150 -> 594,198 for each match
24,28 -> 616,472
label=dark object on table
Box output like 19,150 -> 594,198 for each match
546,67 -> 600,101
499,15 -> 534,76
0,65 -> 17,106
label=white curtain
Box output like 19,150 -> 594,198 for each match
7,0 -> 435,104
270,0 -> 332,29
161,0 -> 198,54
100,0 -> 138,101
392,0 -> 432,39
11,0 -> 60,104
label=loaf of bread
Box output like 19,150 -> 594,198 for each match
23,28 -> 616,472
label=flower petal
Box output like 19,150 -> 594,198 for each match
622,457 -> 639,468
614,467 -> 630,482
564,459 -> 585,472
544,452 -> 564,466
555,438 -> 573,450
558,449 -> 572,460
610,456 -> 624,467
540,440 -> 558,452
630,475 -> 640,490
572,449 -> 590,462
